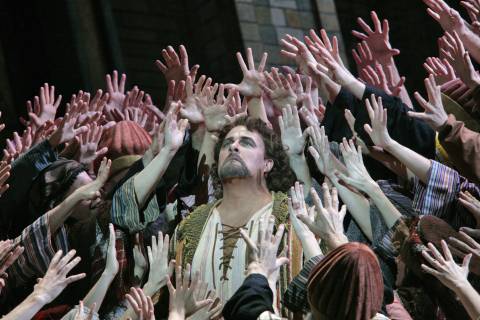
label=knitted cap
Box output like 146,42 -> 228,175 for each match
307,242 -> 384,320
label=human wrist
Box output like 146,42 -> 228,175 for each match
247,263 -> 268,278
325,233 -> 348,251
30,289 -> 52,306
48,131 -> 61,149
451,277 -> 472,294
102,268 -> 118,281
169,308 -> 186,320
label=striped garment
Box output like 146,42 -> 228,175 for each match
282,254 -> 323,314
412,160 -> 478,230
111,174 -> 161,233
9,213 -> 69,286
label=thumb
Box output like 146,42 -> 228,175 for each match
276,257 -> 289,268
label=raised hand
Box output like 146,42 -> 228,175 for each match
161,80 -> 185,115
261,68 -> 297,110
458,191 -> 480,228
280,34 -> 316,76
297,183 -> 348,251
73,301 -> 95,320
198,85 -> 236,132
352,11 -> 400,62
226,48 -> 267,98
3,131 -> 31,163
180,75 -> 211,124
423,56 -> 456,85
104,224 -> 119,278
364,94 -> 393,149
278,104 -> 308,156
409,75 -> 448,131
0,240 -> 24,274
32,250 -> 86,305
448,228 -> 480,275
442,31 -> 480,88
360,64 -> 405,97
186,295 -> 222,320
48,112 -> 89,148
155,45 -> 199,84
421,240 -> 471,290
163,110 -> 189,152
73,157 -> 111,201
70,90 -> 109,126
167,264 -> 212,320
307,29 -> 357,88
28,83 -> 62,128
288,181 -> 322,260
424,0 -> 468,33
125,287 -> 155,320
105,70 -> 127,111
461,0 -> 480,23
352,40 -> 375,71
240,216 -> 289,284
307,125 -> 335,176
76,123 -> 108,165
145,232 -> 174,291
336,138 -> 377,192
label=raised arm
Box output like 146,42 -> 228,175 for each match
307,125 -> 373,240
365,94 -> 431,184
81,224 -> 119,313
2,250 -> 85,320
133,111 -> 188,208
47,158 -> 111,234
279,105 -> 311,192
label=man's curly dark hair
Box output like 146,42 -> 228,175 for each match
210,117 -> 296,198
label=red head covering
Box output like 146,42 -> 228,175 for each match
98,120 -> 151,160
307,242 -> 384,320
96,120 -> 152,175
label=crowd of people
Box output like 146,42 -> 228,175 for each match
1,0 -> 480,319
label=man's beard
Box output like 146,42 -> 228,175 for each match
219,154 -> 251,180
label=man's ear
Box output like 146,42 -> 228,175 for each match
264,159 -> 274,173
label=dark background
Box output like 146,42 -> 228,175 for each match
0,0 -> 466,141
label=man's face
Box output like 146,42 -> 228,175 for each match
218,126 -> 272,181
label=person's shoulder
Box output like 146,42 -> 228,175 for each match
272,191 -> 289,226
176,201 -> 217,240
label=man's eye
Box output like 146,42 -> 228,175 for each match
222,141 -> 231,148
241,141 -> 252,146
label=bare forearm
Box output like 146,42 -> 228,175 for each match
364,183 -> 402,229
378,56 -> 412,108
1,293 -> 45,320
134,148 -> 176,208
327,175 -> 372,240
289,154 -> 312,194
82,272 -> 116,313
247,97 -> 270,125
47,192 -> 82,234
384,140 -> 431,184
342,78 -> 366,101
459,27 -> 480,65
453,280 -> 480,320
198,131 -> 218,169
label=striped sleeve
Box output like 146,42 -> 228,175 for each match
111,175 -> 161,233
281,254 -> 323,313
9,213 -> 69,286
413,160 -> 477,229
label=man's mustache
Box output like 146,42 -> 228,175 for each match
225,153 -> 247,166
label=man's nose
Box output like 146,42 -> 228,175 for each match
229,140 -> 240,152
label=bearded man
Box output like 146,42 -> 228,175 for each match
172,117 -> 301,314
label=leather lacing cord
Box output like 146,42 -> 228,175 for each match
218,223 -> 246,281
